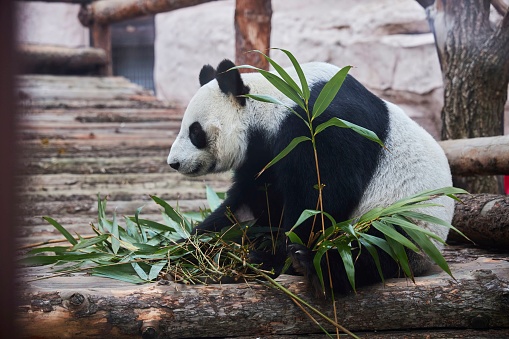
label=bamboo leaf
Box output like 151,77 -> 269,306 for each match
312,66 -> 352,119
43,216 -> 78,245
148,260 -> 168,281
398,210 -> 470,242
257,136 -> 310,176
286,231 -> 304,246
258,70 -> 305,110
131,262 -> 149,281
71,234 -> 109,251
381,216 -> 446,244
358,238 -> 385,284
151,195 -> 183,225
404,228 -> 454,278
313,245 -> 329,294
273,48 -> 310,101
371,221 -> 419,252
336,242 -> 355,292
314,117 -> 384,148
92,264 -> 146,284
111,211 -> 120,255
206,185 -> 222,211
385,236 -> 413,281
358,233 -> 397,261
250,49 -> 303,97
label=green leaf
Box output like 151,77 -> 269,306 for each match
313,245 -> 329,294
336,242 -> 355,292
27,246 -> 70,255
371,220 -> 419,252
404,228 -> 453,279
111,211 -> 120,255
148,260 -> 168,281
125,216 -> 143,243
19,252 -> 114,266
381,216 -> 446,244
398,210 -> 470,242
151,195 -> 183,226
314,117 -> 384,148
71,234 -> 109,251
258,136 -> 310,176
92,264 -> 146,284
358,233 -> 397,261
273,48 -> 310,101
286,231 -> 304,246
43,216 -> 78,245
258,69 -> 305,110
206,186 -> 222,211
358,238 -> 385,284
312,65 -> 352,119
385,236 -> 413,280
131,262 -> 149,280
242,93 -> 285,105
130,217 -> 176,233
251,50 -> 304,97
134,205 -> 148,243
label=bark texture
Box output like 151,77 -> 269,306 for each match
418,0 -> 509,193
450,194 -> 509,248
90,24 -> 112,76
78,0 -> 220,26
438,135 -> 509,176
234,0 -> 272,71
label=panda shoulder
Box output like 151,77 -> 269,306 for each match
299,62 -> 340,84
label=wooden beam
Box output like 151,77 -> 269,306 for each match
17,0 -> 93,3
90,24 -> 112,76
438,135 -> 509,176
16,248 -> 509,338
18,44 -> 107,75
78,0 -> 220,27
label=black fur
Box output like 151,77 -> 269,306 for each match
194,74 -> 400,294
189,121 -> 207,149
199,64 -> 216,86
216,59 -> 250,106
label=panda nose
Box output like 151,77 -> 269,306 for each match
169,162 -> 180,170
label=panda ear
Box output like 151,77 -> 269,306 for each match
199,65 -> 217,86
216,59 -> 250,106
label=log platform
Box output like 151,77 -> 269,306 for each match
16,75 -> 509,338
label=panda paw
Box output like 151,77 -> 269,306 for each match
288,244 -> 328,297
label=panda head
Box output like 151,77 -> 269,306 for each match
167,59 -> 251,176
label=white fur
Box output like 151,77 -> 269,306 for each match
351,100 -> 453,249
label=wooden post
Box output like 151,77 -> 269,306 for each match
90,23 -> 112,76
0,0 -> 18,338
235,0 -> 272,71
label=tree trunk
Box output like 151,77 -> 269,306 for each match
89,24 -> 112,76
417,0 -> 509,194
234,0 -> 272,71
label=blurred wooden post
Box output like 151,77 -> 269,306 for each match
235,0 -> 272,71
90,23 -> 112,76
0,0 -> 18,338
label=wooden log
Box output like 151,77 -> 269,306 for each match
78,0 -> 220,27
16,249 -> 509,338
449,194 -> 509,249
18,44 -> 107,75
234,0 -> 272,72
438,135 -> 509,176
90,24 -> 112,75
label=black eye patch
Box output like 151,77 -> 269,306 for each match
189,122 -> 207,149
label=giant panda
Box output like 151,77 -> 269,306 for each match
167,59 -> 454,294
